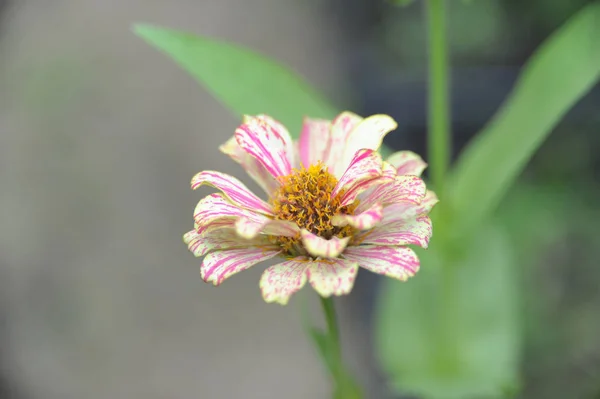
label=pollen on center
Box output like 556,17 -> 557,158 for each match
269,162 -> 357,254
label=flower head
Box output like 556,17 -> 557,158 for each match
184,112 -> 437,304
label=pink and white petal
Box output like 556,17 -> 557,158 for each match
356,175 -> 426,213
354,215 -> 433,248
306,258 -> 359,297
235,217 -> 300,239
331,149 -> 382,199
298,117 -> 332,167
193,193 -> 259,226
256,114 -> 297,167
201,247 -> 281,286
260,257 -> 310,305
235,217 -> 267,240
380,190 -> 439,223
183,229 -> 272,257
322,111 -> 364,177
301,230 -> 350,259
235,115 -> 293,178
340,114 -> 398,173
194,194 -> 267,235
387,151 -> 428,177
262,219 -> 300,237
342,245 -> 420,281
332,204 -> 383,230
339,162 -> 396,206
191,171 -> 273,215
219,136 -> 280,195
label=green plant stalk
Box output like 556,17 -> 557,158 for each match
320,297 -> 362,399
425,0 -> 458,375
426,0 -> 451,198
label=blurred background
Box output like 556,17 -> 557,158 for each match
0,1 -> 598,398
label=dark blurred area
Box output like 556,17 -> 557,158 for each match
336,1 -> 600,398
1,1 -> 599,398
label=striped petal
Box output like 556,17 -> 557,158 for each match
219,136 -> 279,195
332,204 -> 383,230
343,245 -> 420,281
306,258 -> 359,297
201,248 -> 281,286
191,171 -> 273,215
298,117 -> 331,167
322,111 -> 364,177
387,151 -> 428,177
194,194 -> 266,235
356,175 -> 426,213
381,190 -> 439,223
354,215 -> 432,248
183,229 -> 270,257
235,115 -> 294,178
235,217 -> 299,240
301,230 -> 350,259
339,161 -> 396,206
339,114 -> 398,174
331,149 -> 382,199
260,257 -> 310,305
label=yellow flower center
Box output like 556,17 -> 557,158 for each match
269,162 -> 358,255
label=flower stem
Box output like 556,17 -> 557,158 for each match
320,297 -> 362,399
320,296 -> 340,353
425,0 -> 458,374
426,0 -> 451,198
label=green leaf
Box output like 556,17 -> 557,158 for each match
375,225 -> 520,399
132,24 -> 338,135
448,3 -> 600,234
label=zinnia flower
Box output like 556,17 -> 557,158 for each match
184,112 -> 437,305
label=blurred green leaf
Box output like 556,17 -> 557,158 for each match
448,3 -> 600,234
376,225 -> 520,399
132,24 -> 338,135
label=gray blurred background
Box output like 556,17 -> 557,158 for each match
0,1 -> 351,398
1,1 -> 599,399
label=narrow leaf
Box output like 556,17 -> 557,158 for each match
132,24 -> 338,135
448,3 -> 600,233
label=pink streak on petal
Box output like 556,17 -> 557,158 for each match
194,194 -> 268,235
322,111 -> 363,177
332,204 -> 383,230
183,229 -> 272,257
298,118 -> 332,167
356,175 -> 426,213
260,257 -> 310,305
235,115 -> 293,178
343,245 -> 420,281
381,190 -> 439,223
191,170 -> 273,215
331,149 -> 382,199
219,136 -> 280,195
235,217 -> 300,239
201,248 -> 281,286
387,151 -> 428,177
355,215 -> 432,248
306,258 -> 359,297
339,114 -> 398,175
300,230 -> 350,259
339,162 -> 396,206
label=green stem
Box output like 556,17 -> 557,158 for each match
426,0 -> 451,198
320,297 -> 362,399
320,297 -> 340,352
425,0 -> 457,374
